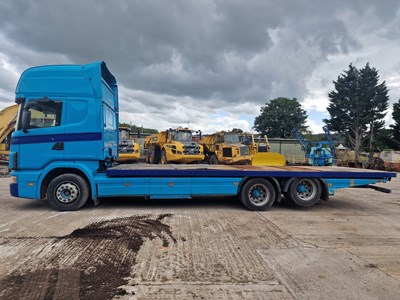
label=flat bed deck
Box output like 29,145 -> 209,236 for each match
108,164 -> 397,179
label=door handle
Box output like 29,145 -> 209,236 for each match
52,142 -> 64,150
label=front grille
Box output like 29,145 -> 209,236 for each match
183,144 -> 201,155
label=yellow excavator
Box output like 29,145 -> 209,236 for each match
242,133 -> 286,166
0,104 -> 18,162
198,131 -> 251,165
116,126 -> 140,163
144,127 -> 204,164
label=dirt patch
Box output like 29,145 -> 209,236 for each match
0,214 -> 175,299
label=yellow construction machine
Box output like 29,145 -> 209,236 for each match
0,104 -> 18,162
241,133 -> 286,166
199,131 -> 251,165
116,126 -> 140,163
144,127 -> 204,164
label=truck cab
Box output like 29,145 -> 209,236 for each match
9,62 -> 118,209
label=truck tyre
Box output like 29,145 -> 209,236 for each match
153,146 -> 161,164
145,151 -> 150,163
240,178 -> 276,211
161,150 -> 168,165
47,174 -> 89,211
209,154 -> 218,165
287,178 -> 322,207
149,149 -> 156,164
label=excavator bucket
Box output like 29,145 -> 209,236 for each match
251,152 -> 286,166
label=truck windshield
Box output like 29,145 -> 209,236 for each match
225,134 -> 240,144
172,131 -> 192,141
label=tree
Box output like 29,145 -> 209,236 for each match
119,123 -> 158,134
231,128 -> 244,133
390,99 -> 400,149
324,63 -> 389,160
254,97 -> 308,138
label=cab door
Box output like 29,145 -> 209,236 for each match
14,97 -> 65,170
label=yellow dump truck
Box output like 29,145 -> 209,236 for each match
116,126 -> 140,163
199,131 -> 251,165
0,104 -> 18,161
144,127 -> 204,164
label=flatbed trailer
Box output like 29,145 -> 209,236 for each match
8,62 -> 397,211
90,164 -> 396,210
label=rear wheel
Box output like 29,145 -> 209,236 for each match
286,178 -> 322,207
240,178 -> 276,211
47,174 -> 89,211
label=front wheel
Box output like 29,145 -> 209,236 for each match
47,174 -> 89,211
286,178 -> 322,207
240,178 -> 276,211
161,150 -> 168,165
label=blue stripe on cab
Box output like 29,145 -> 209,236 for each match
12,132 -> 102,145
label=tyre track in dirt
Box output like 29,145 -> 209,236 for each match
0,214 -> 176,299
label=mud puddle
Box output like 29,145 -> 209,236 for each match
0,214 -> 175,299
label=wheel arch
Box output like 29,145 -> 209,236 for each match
239,176 -> 281,204
38,166 -> 95,201
281,177 -> 328,200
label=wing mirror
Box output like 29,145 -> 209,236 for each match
21,110 -> 31,133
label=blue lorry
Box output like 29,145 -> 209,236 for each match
8,62 -> 397,211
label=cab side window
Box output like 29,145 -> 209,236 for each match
25,99 -> 63,129
104,107 -> 115,130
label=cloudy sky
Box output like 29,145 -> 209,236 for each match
1,0 -> 399,134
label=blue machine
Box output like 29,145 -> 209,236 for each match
8,62 -> 396,211
292,126 -> 336,166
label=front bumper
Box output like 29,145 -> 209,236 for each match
167,153 -> 205,164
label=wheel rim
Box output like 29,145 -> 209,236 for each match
55,182 -> 80,204
248,183 -> 270,206
296,179 -> 317,201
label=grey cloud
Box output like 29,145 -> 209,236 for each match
0,0 -> 399,130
